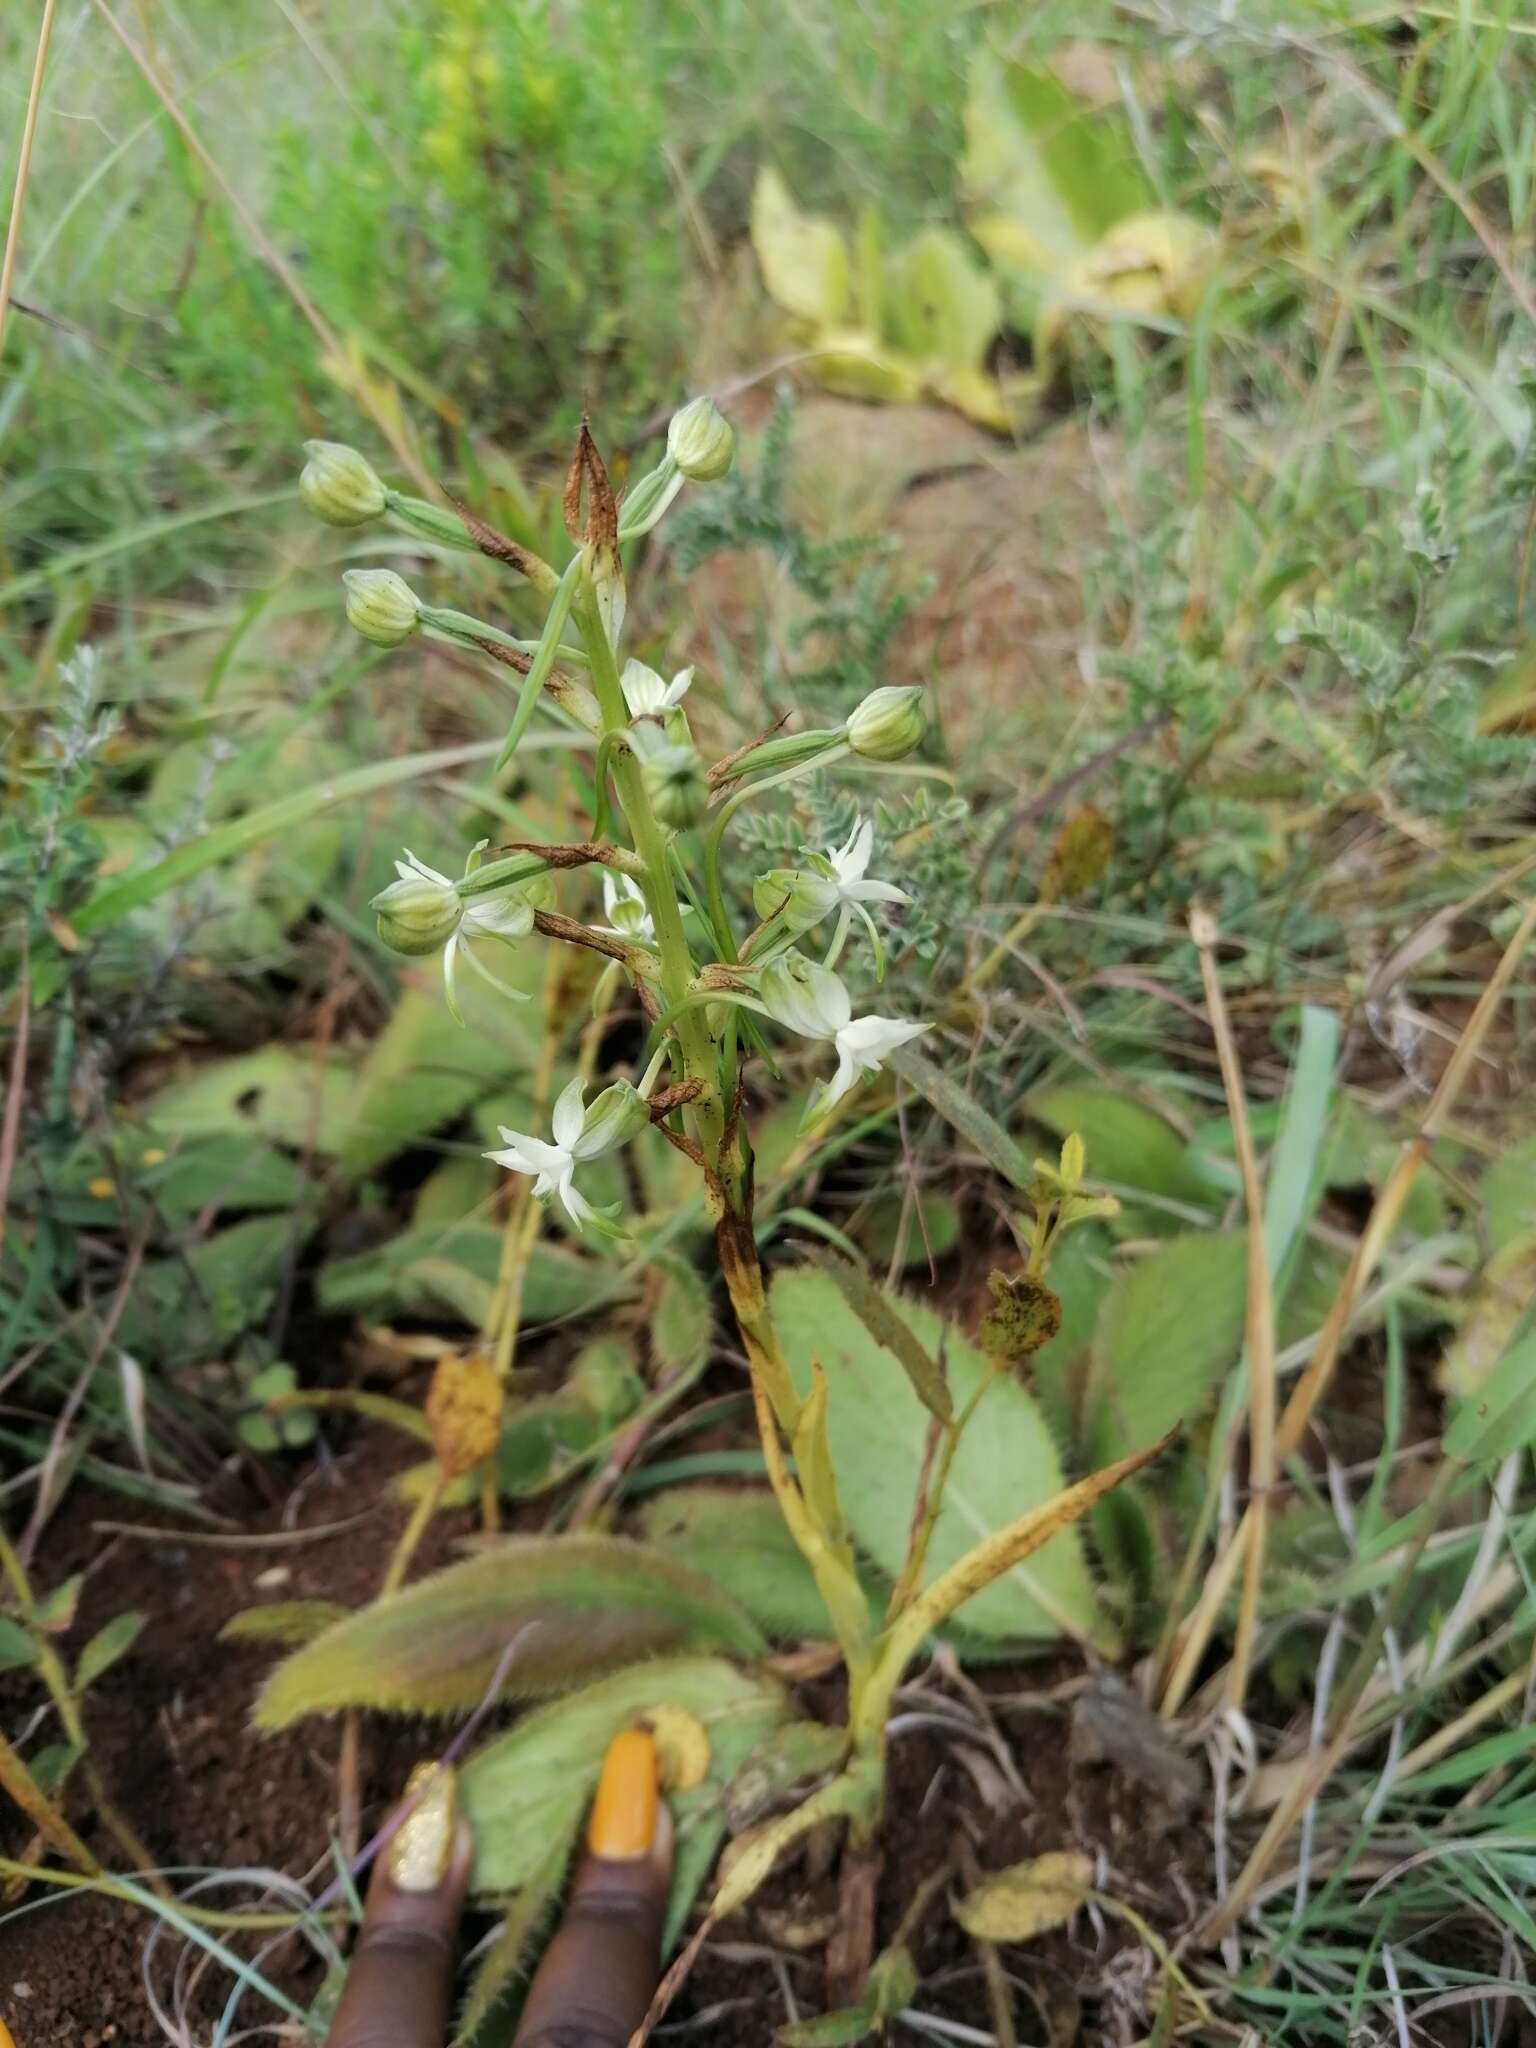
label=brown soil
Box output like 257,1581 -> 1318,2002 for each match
0,1424 -> 1212,2048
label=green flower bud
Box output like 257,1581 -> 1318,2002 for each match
371,868 -> 463,956
578,1079 -> 651,1156
752,866 -> 839,933
845,686 -> 925,762
666,396 -> 735,481
300,441 -> 387,526
642,741 -> 709,830
343,568 -> 422,647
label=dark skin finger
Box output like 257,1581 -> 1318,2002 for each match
327,1763 -> 474,2048
514,1730 -> 673,2048
327,1734 -> 673,2048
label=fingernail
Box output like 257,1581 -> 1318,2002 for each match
387,1761 -> 457,1893
588,1729 -> 659,1861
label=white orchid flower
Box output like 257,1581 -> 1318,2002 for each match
758,952 -> 928,1124
621,659 -> 694,720
484,1076 -> 647,1233
753,817 -> 910,973
378,847 -> 542,1023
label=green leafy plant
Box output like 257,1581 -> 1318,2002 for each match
255,404 -> 1175,1999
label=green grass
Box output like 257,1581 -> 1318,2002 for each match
4,2 -> 1536,2042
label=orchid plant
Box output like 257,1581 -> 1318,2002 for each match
299,410 -> 1163,1891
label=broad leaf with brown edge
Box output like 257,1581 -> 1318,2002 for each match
253,1534 -> 766,1726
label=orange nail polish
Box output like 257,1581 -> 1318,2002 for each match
588,1729 -> 659,1860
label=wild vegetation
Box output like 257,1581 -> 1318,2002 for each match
3,3 -> 1536,2044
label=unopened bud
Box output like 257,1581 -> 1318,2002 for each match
666,396 -> 735,482
344,568 -> 422,647
642,742 -> 709,830
752,867 -> 839,933
578,1079 -> 651,1157
845,686 -> 925,762
300,441 -> 386,527
371,871 -> 462,956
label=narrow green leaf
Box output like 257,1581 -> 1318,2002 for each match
74,1611 -> 146,1692
810,1252 -> 952,1422
888,1044 -> 1035,1192
254,1536 -> 767,1726
0,1617 -> 37,1672
221,1601 -> 350,1648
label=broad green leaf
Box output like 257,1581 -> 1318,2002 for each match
725,1719 -> 851,1831
1438,1238 -> 1536,1399
961,52 -> 1151,307
74,1611 -> 146,1692
460,1657 -> 788,1906
1444,1333 -> 1536,1467
456,1836 -> 571,2045
636,1486 -> 880,1642
884,228 -> 1001,378
318,1224 -> 612,1328
770,1269 -> 1117,1652
1085,1233 -> 1248,1461
751,166 -> 851,328
1485,1137 -> 1536,1253
117,1215 -> 302,1360
254,1536 -> 767,1726
651,1256 -> 714,1378
144,1047 -> 355,1158
338,987 -> 535,1176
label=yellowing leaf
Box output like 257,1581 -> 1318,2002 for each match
953,1850 -> 1093,1943
962,52 -> 1151,301
806,331 -> 924,406
425,1350 -> 504,1478
1040,209 -> 1217,352
752,166 -> 851,328
884,228 -> 1000,379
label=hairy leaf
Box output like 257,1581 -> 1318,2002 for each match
254,1537 -> 767,1727
771,1269 -> 1116,1651
811,1251 -> 951,1421
651,1255 -> 714,1378
222,1601 -> 349,1648
460,1658 -> 788,1906
1085,1233 -> 1248,1461
636,1486 -> 881,1642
